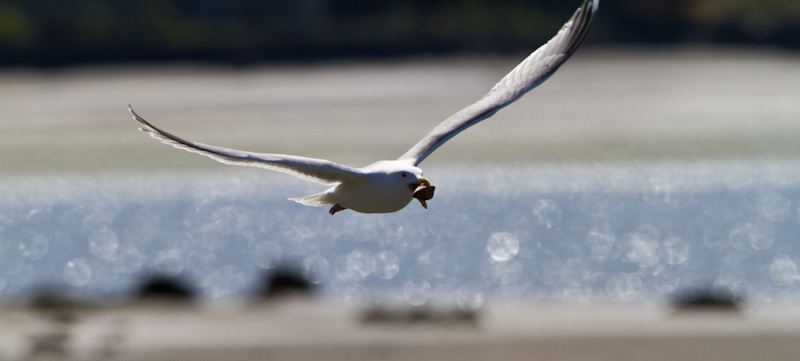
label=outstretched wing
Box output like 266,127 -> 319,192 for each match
129,106 -> 365,185
398,0 -> 598,166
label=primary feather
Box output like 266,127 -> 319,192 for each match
398,0 -> 598,166
129,106 -> 364,185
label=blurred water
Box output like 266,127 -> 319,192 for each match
3,158 -> 800,306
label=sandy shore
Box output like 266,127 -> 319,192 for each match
3,299 -> 800,361
2,47 -> 800,173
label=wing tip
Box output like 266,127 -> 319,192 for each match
590,0 -> 599,13
127,104 -> 138,119
128,105 -> 163,137
561,0 -> 599,60
128,104 -> 147,126
580,0 -> 599,14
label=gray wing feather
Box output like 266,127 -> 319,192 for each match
398,0 -> 598,166
129,106 -> 365,185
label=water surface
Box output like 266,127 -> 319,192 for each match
3,159 -> 800,307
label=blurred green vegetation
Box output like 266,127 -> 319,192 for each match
0,0 -> 798,66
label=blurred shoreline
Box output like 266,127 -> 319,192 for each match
3,299 -> 800,361
0,48 -> 800,173
2,46 -> 799,174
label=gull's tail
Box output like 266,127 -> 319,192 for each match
289,189 -> 335,207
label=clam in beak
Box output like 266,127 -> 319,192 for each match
409,178 -> 435,209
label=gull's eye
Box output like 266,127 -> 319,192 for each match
401,172 -> 407,178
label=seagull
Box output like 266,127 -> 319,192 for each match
130,0 -> 597,215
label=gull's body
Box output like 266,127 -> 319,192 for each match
130,0 -> 598,215
289,160 -> 427,214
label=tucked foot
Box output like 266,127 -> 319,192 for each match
329,203 -> 346,215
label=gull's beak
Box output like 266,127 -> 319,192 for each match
409,178 -> 434,209
409,178 -> 430,188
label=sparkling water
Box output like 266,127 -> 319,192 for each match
4,158 -> 800,307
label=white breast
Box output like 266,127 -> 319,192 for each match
334,179 -> 413,214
